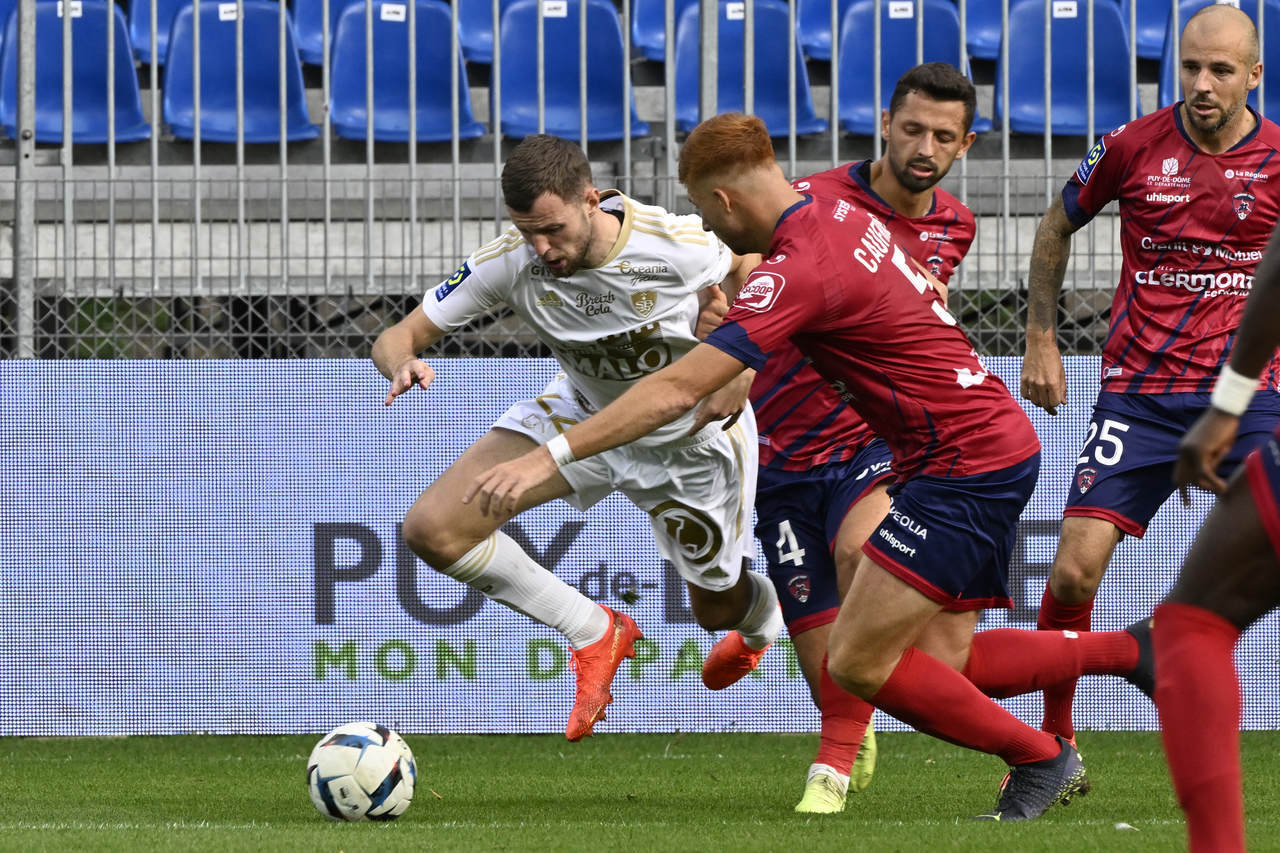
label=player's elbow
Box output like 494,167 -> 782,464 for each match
653,380 -> 705,421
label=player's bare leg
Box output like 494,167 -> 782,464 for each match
828,558 -> 1088,821
795,485 -> 889,813
1039,515 -> 1124,742
1155,468 -> 1280,853
402,427 -> 636,741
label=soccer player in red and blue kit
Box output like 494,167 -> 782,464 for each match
743,63 -> 978,813
1021,4 -> 1280,748
468,113 -> 1155,821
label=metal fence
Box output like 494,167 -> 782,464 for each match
0,0 -> 1243,359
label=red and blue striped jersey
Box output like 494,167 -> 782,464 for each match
747,161 -> 975,471
708,195 -> 1039,480
1064,104 -> 1280,394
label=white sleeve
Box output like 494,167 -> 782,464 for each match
420,244 -> 518,332
677,221 -> 733,293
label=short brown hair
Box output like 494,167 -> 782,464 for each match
501,135 -> 593,212
678,113 -> 776,186
889,63 -> 977,132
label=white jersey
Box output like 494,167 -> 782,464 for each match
422,191 -> 733,444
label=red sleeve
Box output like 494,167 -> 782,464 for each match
1064,126 -> 1132,227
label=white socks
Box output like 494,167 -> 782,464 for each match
734,570 -> 784,651
808,763 -> 851,795
441,531 -> 610,649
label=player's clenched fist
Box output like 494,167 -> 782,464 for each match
384,358 -> 435,406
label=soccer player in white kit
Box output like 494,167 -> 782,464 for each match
371,135 -> 784,741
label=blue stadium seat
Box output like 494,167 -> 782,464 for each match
632,0 -> 697,61
836,0 -> 993,135
293,0 -> 361,66
1157,0 -> 1280,114
0,0 -> 149,143
458,0 -> 520,64
329,0 -> 484,141
966,0 -> 1004,60
162,0 -> 319,142
674,0 -> 827,136
1121,0 -> 1174,60
127,0 -> 186,64
498,0 -> 649,140
995,0 -> 1137,134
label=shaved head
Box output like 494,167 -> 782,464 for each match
1182,4 -> 1259,66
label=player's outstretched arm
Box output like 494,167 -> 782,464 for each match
464,343 -> 749,516
371,308 -> 448,406
1176,225 -> 1280,497
1021,196 -> 1081,415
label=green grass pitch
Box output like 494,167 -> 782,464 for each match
5,731 -> 1280,852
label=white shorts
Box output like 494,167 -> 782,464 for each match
493,373 -> 758,592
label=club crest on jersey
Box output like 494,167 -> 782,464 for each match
631,289 -> 657,317
787,574 -> 811,604
736,272 -> 786,313
926,255 -> 945,276
1234,192 -> 1256,220
434,261 -> 471,301
1076,137 -> 1106,184
1077,467 -> 1098,494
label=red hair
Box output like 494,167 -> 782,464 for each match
677,113 -> 775,186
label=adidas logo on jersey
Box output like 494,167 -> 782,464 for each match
536,292 -> 564,307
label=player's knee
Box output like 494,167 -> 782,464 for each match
1048,558 -> 1103,604
401,497 -> 477,571
825,641 -> 881,700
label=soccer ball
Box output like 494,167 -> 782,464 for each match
307,721 -> 417,821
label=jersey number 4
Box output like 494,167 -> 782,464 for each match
775,519 -> 807,567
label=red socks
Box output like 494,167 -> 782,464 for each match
963,627 -> 1138,698
870,647 -> 1060,765
1037,587 -> 1095,739
814,655 -> 874,775
1154,602 -> 1245,853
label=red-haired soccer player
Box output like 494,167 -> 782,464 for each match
467,113 -> 1154,821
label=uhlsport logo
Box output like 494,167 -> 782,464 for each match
736,273 -> 786,313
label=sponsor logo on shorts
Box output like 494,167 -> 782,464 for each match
1076,137 -> 1106,184
877,527 -> 917,559
434,261 -> 471,301
787,574 -> 811,604
1076,467 -> 1098,494
889,507 -> 929,539
736,273 -> 786,313
854,460 -> 893,481
1234,191 -> 1256,220
650,500 -> 724,569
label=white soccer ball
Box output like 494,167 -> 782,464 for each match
307,721 -> 417,821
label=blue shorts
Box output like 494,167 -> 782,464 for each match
862,452 -> 1040,612
756,439 -> 894,633
1065,391 -> 1280,536
1246,428 -> 1280,562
